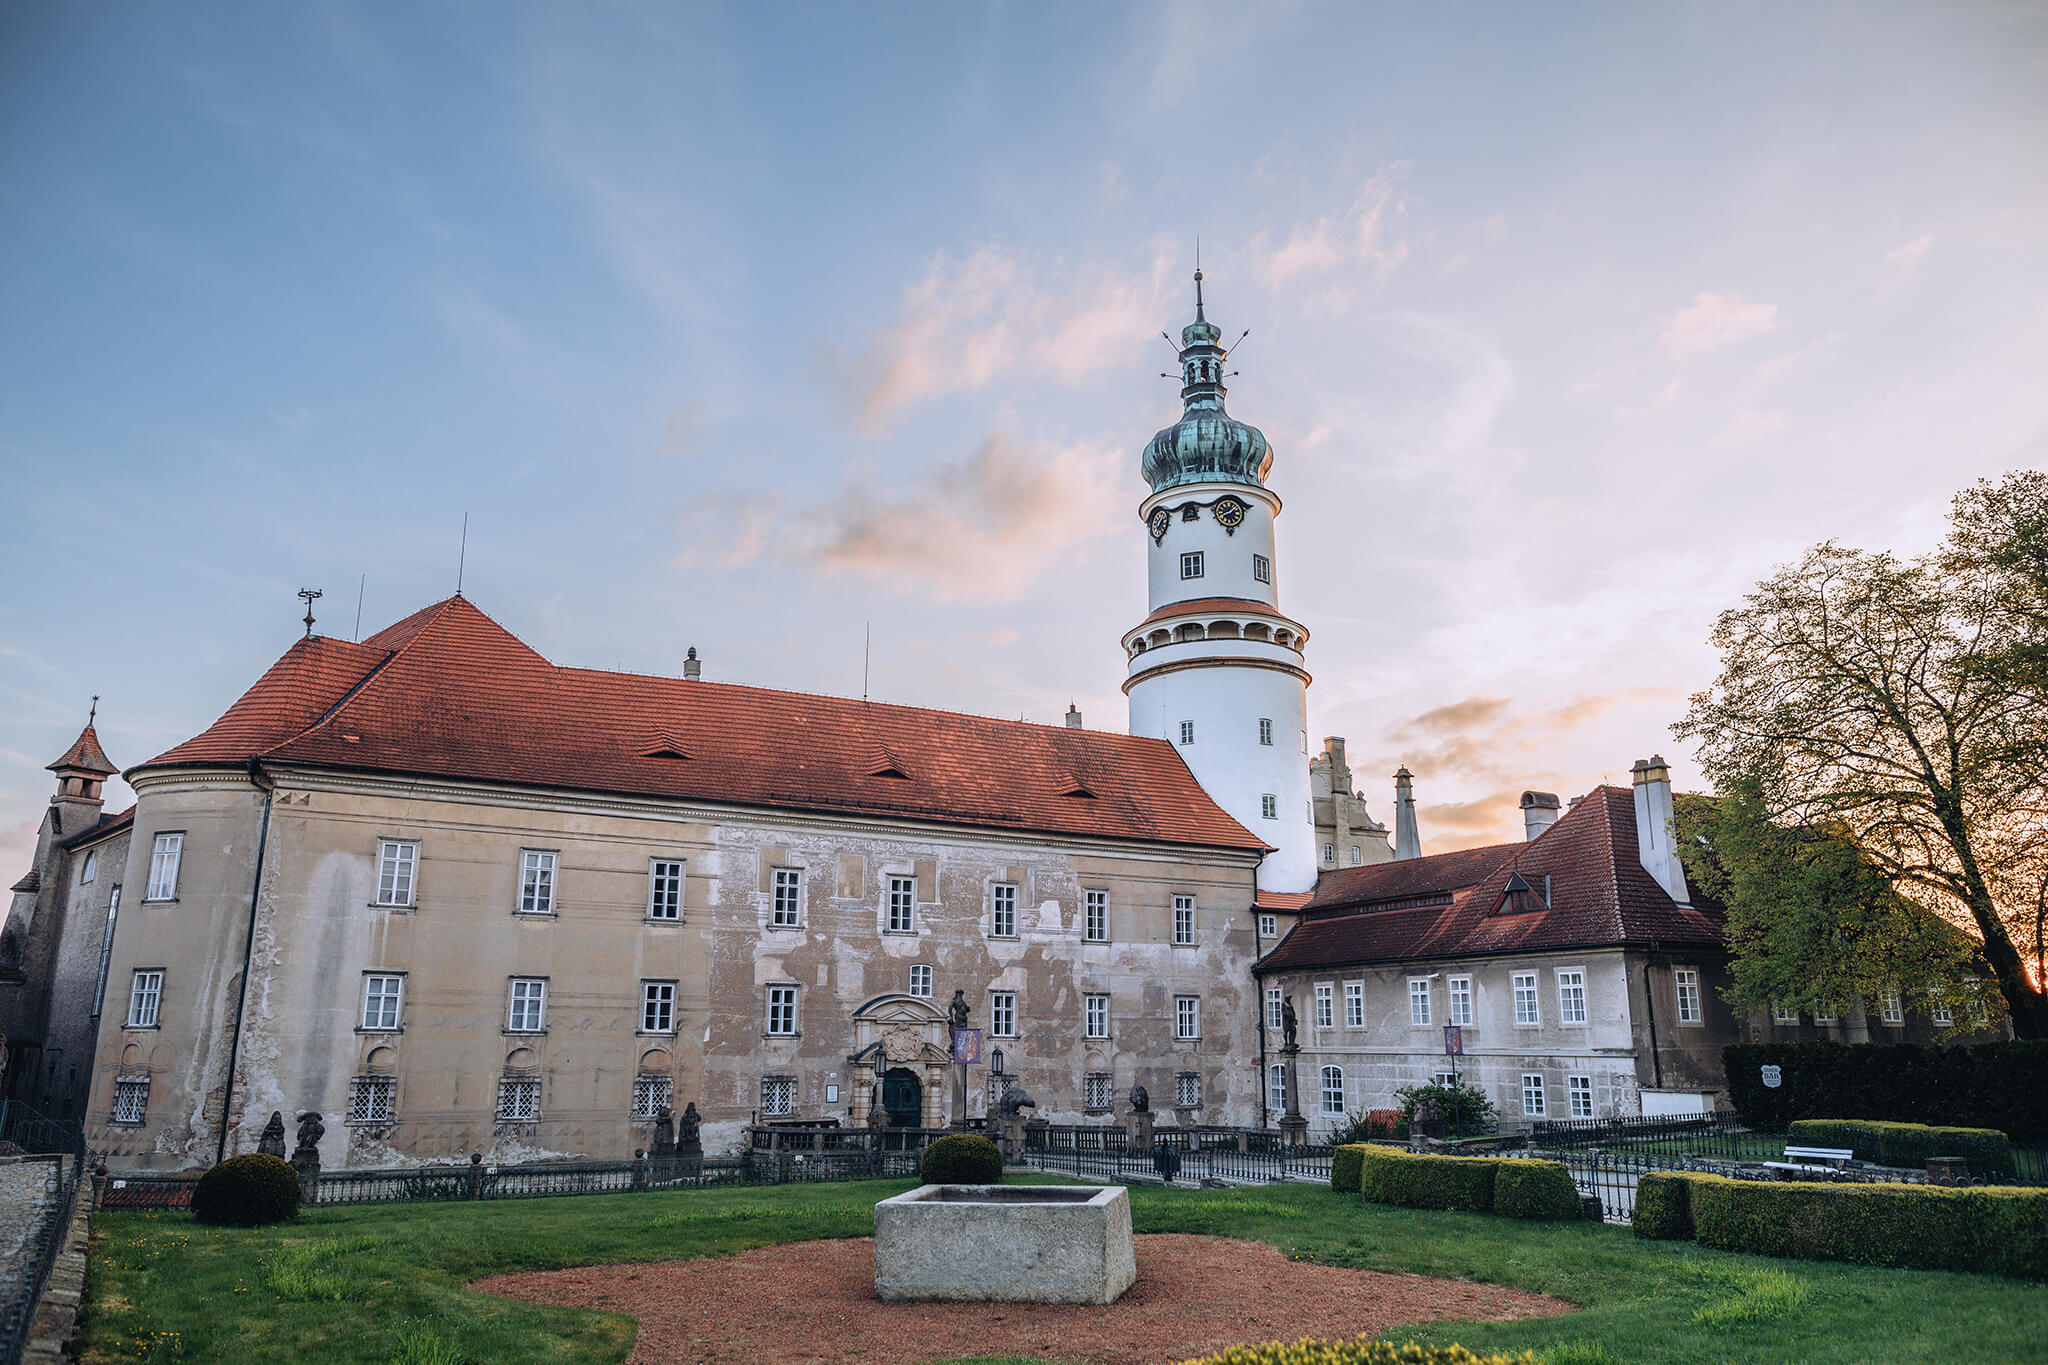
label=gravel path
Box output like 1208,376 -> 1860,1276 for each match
475,1233 -> 1573,1364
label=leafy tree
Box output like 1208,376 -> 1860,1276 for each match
1676,473 -> 2048,1036
1393,1080 -> 1496,1134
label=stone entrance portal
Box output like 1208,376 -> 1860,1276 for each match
848,994 -> 952,1130
881,1068 -> 922,1127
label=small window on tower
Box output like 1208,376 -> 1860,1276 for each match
1180,551 -> 1204,579
1253,554 -> 1271,584
1179,720 -> 1194,745
1258,718 -> 1273,746
1261,794 -> 1277,819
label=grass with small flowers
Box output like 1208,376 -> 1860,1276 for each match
78,1175 -> 2046,1364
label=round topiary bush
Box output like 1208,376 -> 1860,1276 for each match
920,1133 -> 1003,1185
192,1152 -> 302,1226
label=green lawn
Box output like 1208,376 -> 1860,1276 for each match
80,1176 -> 2046,1364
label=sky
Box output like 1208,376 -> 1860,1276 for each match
3,1 -> 2045,872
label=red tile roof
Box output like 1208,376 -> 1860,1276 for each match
136,597 -> 1268,854
48,724 -> 117,776
1258,787 -> 1724,972
1255,889 -> 1315,910
1137,597 -> 1299,628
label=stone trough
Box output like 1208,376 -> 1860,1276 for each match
873,1183 -> 1137,1305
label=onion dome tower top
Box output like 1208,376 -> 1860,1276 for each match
1141,268 -> 1273,494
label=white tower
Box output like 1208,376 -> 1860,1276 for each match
1123,271 -> 1317,893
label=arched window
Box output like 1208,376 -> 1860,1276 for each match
1319,1065 -> 1345,1116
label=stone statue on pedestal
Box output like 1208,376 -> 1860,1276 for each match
651,1106 -> 676,1157
1281,996 -> 1299,1050
257,1111 -> 287,1158
678,1101 -> 702,1155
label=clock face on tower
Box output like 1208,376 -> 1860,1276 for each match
1148,507 -> 1172,543
1213,496 -> 1247,533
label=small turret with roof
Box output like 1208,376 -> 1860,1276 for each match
48,698 -> 116,808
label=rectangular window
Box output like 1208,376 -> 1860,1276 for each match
361,974 -> 403,1031
1265,986 -> 1283,1030
1557,969 -> 1587,1025
908,964 -> 933,998
518,849 -> 556,915
648,858 -> 684,920
1084,888 -> 1108,941
349,1075 -> 395,1124
990,990 -> 1017,1037
991,883 -> 1017,938
633,1074 -> 673,1119
771,867 -> 802,926
1568,1074 -> 1594,1119
146,833 -> 182,900
1320,1065 -> 1344,1116
80,850 -> 96,884
1313,983 -> 1333,1028
1772,1000 -> 1798,1024
1180,550 -> 1205,579
1880,986 -> 1904,1024
642,981 -> 676,1033
126,970 -> 163,1028
1522,1073 -> 1547,1118
1259,717 -> 1274,745
111,1077 -> 150,1125
1179,719 -> 1195,745
1176,1073 -> 1201,1108
887,876 -> 916,933
1408,978 -> 1431,1027
767,984 -> 798,1035
1930,993 -> 1953,1026
1675,968 -> 1702,1024
1085,1073 -> 1113,1111
1513,971 -> 1539,1025
1268,1063 -> 1287,1113
1345,981 -> 1365,1028
1175,994 -> 1200,1040
507,978 -> 547,1032
1173,894 -> 1195,945
376,840 -> 417,906
1448,976 -> 1473,1027
1258,913 -> 1277,939
1813,999 -> 1838,1024
1253,553 -> 1271,584
1323,843 -> 1335,863
1084,993 -> 1109,1039
1260,793 -> 1277,819
1433,1070 -> 1457,1088
760,1075 -> 796,1116
497,1077 -> 541,1122
91,885 -> 121,1017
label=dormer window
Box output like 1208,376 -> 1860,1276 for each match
1500,870 -> 1548,914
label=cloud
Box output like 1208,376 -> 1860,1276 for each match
1395,696 -> 1511,739
1250,165 -> 1410,290
1714,407 -> 1786,444
676,433 -> 1123,603
1889,233 -> 1935,266
1660,291 -> 1779,363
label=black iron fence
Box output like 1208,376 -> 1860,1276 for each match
0,1151 -> 83,1365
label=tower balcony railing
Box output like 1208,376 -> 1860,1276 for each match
1125,633 -> 1307,681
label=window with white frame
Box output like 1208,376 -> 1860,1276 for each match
376,840 -> 418,907
80,849 -> 97,884
760,1075 -> 796,1116
771,867 -> 802,926
1323,843 -> 1335,864
1180,550 -> 1204,579
1259,717 -> 1274,745
1084,888 -> 1108,941
1349,846 -> 1363,865
648,858 -> 684,920
1320,1065 -> 1344,1115
1173,894 -> 1195,945
507,978 -> 546,1032
1178,719 -> 1197,746
1513,971 -> 1539,1025
1930,991 -> 1953,1026
1268,1063 -> 1286,1112
1448,976 -> 1473,1027
1675,968 -> 1702,1024
908,964 -> 933,998
1433,1070 -> 1457,1088
767,984 -> 798,1035
1253,553 -> 1271,584
1175,994 -> 1199,1040
497,1077 -> 541,1121
111,1077 -> 150,1124
642,981 -> 676,1033
1880,986 -> 1904,1024
1522,1073 -> 1547,1117
1345,981 -> 1365,1029
1408,978 -> 1431,1026
633,1074 -> 673,1118
127,970 -> 163,1028
990,883 -> 1018,938
1772,1000 -> 1799,1024
1568,1074 -> 1594,1119
886,876 -> 915,933
1314,983 -> 1333,1028
1258,913 -> 1277,939
350,1075 -> 396,1124
146,833 -> 182,900
1085,993 -> 1109,1039
361,974 -> 403,1031
1265,986 -> 1282,1030
1085,1073 -> 1113,1111
1813,999 -> 1838,1024
1261,793 -> 1278,819
1557,969 -> 1587,1025
1175,1072 -> 1201,1108
990,990 -> 1017,1037
518,849 -> 556,914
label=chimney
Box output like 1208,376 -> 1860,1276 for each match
1322,737 -> 1351,795
1631,755 -> 1692,904
1392,767 -> 1421,860
1065,703 -> 1082,729
683,647 -> 701,681
1520,791 -> 1561,841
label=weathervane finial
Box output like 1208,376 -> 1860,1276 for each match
1193,237 -> 1205,321
88,694 -> 98,727
298,588 -> 324,639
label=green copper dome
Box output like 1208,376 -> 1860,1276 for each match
1142,271 -> 1273,494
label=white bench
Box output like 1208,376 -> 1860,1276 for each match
1764,1145 -> 1855,1176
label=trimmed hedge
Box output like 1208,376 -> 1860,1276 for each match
1331,1144 -> 1367,1194
1632,1172 -> 1694,1240
1788,1118 -> 2012,1171
1640,1172 -> 2048,1279
191,1153 -> 300,1227
1358,1146 -> 1498,1212
1176,1340 -> 1536,1365
1724,1040 -> 2048,1141
1492,1158 -> 1584,1220
920,1133 -> 1002,1184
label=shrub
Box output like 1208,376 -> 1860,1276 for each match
1632,1172 -> 1693,1240
1723,1040 -> 2048,1141
1358,1146 -> 1497,1213
1175,1340 -> 1536,1365
1331,1144 -> 1367,1194
191,1153 -> 301,1226
1788,1118 -> 2013,1171
920,1133 -> 1002,1184
1394,1080 -> 1498,1135
1327,1109 -> 1401,1145
1492,1158 -> 1584,1220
